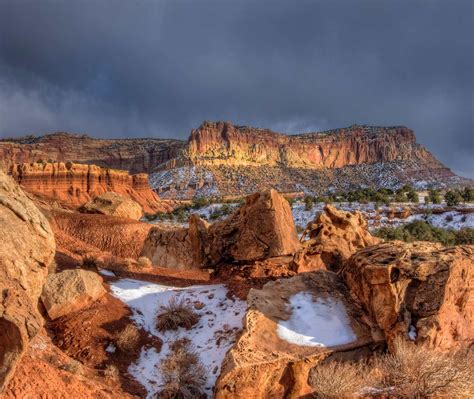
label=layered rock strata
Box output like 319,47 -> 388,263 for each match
9,161 -> 168,213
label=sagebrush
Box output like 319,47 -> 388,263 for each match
156,296 -> 199,332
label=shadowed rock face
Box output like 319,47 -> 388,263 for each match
342,241 -> 474,351
9,161 -> 170,213
0,170 -> 55,391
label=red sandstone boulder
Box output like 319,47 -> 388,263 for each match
80,192 -> 143,220
41,270 -> 106,320
0,170 -> 55,391
140,190 -> 300,270
293,205 -> 380,272
342,242 -> 473,351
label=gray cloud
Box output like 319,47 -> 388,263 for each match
0,0 -> 472,177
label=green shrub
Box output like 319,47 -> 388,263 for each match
374,220 -> 474,246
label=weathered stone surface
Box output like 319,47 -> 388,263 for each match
9,161 -> 170,213
293,205 -> 381,272
80,192 -> 143,220
140,190 -> 300,269
0,170 -> 55,391
41,270 -> 106,320
215,271 -> 381,398
342,241 -> 474,350
205,189 -> 301,265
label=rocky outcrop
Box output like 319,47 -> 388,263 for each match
215,271 -> 381,398
41,270 -> 106,320
342,242 -> 474,351
0,170 -> 55,391
140,190 -> 300,269
186,121 -> 442,169
293,205 -> 381,272
151,121 -> 464,199
80,192 -> 143,220
0,132 -> 184,173
9,161 -> 169,213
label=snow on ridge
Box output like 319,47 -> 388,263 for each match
109,278 -> 246,398
277,292 -> 357,347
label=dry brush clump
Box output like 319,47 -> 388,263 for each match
156,296 -> 199,332
375,339 -> 474,398
309,360 -> 370,399
114,324 -> 140,352
155,339 -> 206,399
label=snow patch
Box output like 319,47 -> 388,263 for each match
109,278 -> 246,398
408,325 -> 417,341
99,269 -> 116,277
277,292 -> 357,347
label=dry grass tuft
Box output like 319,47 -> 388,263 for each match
155,340 -> 206,399
137,256 -> 152,269
375,338 -> 474,398
103,364 -> 120,380
156,296 -> 199,332
309,360 -> 369,399
114,324 -> 140,352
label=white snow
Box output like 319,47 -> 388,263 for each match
105,343 -> 116,353
408,325 -> 417,341
277,292 -> 357,347
109,278 -> 246,398
99,269 -> 116,277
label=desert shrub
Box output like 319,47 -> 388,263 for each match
304,195 -> 315,210
191,196 -> 208,209
155,340 -> 206,399
156,296 -> 199,332
375,339 -> 474,398
428,189 -> 441,204
115,324 -> 140,352
445,190 -> 464,207
103,364 -> 120,380
374,220 -> 474,246
309,361 -> 369,399
137,256 -> 152,269
60,359 -> 83,375
445,214 -> 454,222
461,187 -> 474,202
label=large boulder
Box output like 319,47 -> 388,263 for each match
342,241 -> 473,350
205,190 -> 301,265
215,271 -> 381,398
79,192 -> 143,220
0,170 -> 55,390
41,270 -> 106,320
140,190 -> 301,270
293,204 -> 380,272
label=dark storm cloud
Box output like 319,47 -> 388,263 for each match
0,0 -> 472,176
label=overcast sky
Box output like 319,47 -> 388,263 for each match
0,0 -> 472,177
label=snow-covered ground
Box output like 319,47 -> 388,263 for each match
109,278 -> 246,398
277,292 -> 356,347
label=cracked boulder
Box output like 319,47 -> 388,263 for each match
342,241 -> 473,350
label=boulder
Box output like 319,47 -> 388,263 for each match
0,170 -> 55,390
80,192 -> 143,220
292,204 -> 380,272
205,189 -> 300,266
342,241 -> 473,350
215,271 -> 381,398
41,270 -> 106,320
140,190 -> 301,270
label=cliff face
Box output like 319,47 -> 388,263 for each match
0,133 -> 185,174
185,121 -> 443,169
9,162 -> 168,213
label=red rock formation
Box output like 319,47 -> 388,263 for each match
186,121 -> 445,169
342,242 -> 474,351
9,162 -> 169,213
0,171 -> 55,391
140,190 -> 301,269
292,205 -> 381,272
0,132 -> 184,173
